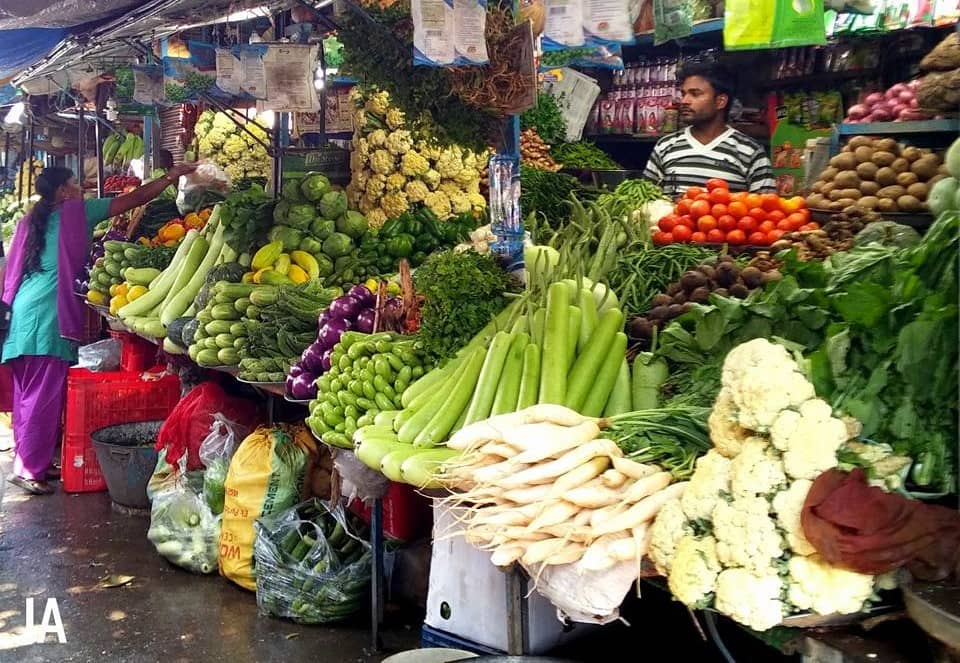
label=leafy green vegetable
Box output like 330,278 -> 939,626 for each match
519,166 -> 592,231
552,142 -> 620,170
414,249 -> 510,362
601,406 -> 712,479
218,185 -> 274,255
519,91 -> 567,146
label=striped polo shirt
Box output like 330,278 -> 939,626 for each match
643,126 -> 776,196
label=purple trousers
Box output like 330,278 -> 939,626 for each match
10,356 -> 68,481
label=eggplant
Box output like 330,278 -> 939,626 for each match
328,295 -> 363,321
348,285 -> 376,307
317,317 -> 351,348
320,348 -> 334,372
290,371 -> 318,400
301,341 -> 326,373
355,308 -> 376,334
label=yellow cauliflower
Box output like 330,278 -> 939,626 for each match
370,150 -> 395,176
222,134 -> 246,157
365,173 -> 387,198
366,208 -> 388,228
350,150 -> 367,172
668,535 -> 721,608
416,140 -> 443,161
381,191 -> 409,219
367,129 -> 388,149
455,166 -> 480,188
709,388 -> 753,458
436,148 -> 464,179
400,151 -> 430,177
405,180 -> 430,203
385,130 -> 413,157
423,169 -> 442,190
680,450 -> 732,521
713,496 -> 784,574
649,499 -> 693,575
468,192 -> 486,209
386,107 -> 406,130
358,194 -> 378,214
352,170 -> 369,193
424,190 -> 452,219
772,480 -> 816,556
466,179 -> 482,195
365,90 -> 390,117
729,438 -> 787,499
355,137 -> 371,158
788,555 -> 875,616
715,568 -> 785,631
385,172 -> 407,192
450,191 -> 471,215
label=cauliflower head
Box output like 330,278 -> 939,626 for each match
385,130 -> 413,157
381,191 -> 409,219
709,388 -> 753,458
423,169 -> 442,190
370,150 -> 395,176
367,129 -> 388,149
772,479 -> 816,556
401,151 -> 430,177
350,151 -> 368,172
780,402 -> 849,481
668,535 -> 721,608
366,208 -> 388,228
730,438 -> 787,500
386,107 -> 406,130
715,568 -> 785,631
365,90 -> 390,117
450,191 -> 471,215
416,140 -> 443,161
468,192 -> 486,209
713,496 -> 784,574
649,499 -> 693,575
721,339 -> 816,432
424,190 -> 452,219
365,173 -> 387,198
222,134 -> 246,157
681,450 -> 732,521
405,180 -> 430,203
385,172 -> 407,192
223,163 -> 244,181
788,555 -> 874,616
436,148 -> 464,179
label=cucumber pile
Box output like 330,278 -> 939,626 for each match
87,240 -> 175,300
254,499 -> 371,624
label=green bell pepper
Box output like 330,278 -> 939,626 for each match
401,216 -> 422,237
411,250 -> 428,266
380,218 -> 402,239
385,233 -> 415,258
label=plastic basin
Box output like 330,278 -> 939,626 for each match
91,421 -> 161,509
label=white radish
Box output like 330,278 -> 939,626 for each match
527,500 -> 581,532
612,456 -> 659,480
501,484 -> 554,504
564,484 -> 624,509
490,544 -> 524,567
608,535 -> 638,562
446,404 -> 593,450
592,482 -> 688,536
473,459 -> 532,484
495,439 -> 621,489
579,533 -> 628,571
550,455 -> 610,497
601,469 -> 628,489
509,421 -> 603,465
479,442 -> 518,459
521,538 -> 570,565
573,509 -> 592,527
621,471 -> 673,504
543,543 -> 586,566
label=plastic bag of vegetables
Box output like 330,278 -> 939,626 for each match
147,482 -> 221,574
254,498 -> 371,624
198,414 -> 243,515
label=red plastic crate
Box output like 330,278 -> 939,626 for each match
109,330 -> 159,372
61,368 -> 181,493
350,482 -> 432,542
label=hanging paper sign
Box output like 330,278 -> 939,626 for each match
413,0 -> 456,65
215,49 -> 243,97
262,44 -> 319,111
724,0 -> 827,50
132,64 -> 164,105
453,0 -> 490,65
240,45 -> 268,100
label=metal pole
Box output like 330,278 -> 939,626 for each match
16,128 -> 26,203
26,118 -> 35,199
371,497 -> 384,653
2,132 -> 10,190
94,84 -> 105,198
505,566 -> 527,655
77,106 -> 85,185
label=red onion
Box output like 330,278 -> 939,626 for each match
847,104 -> 869,120
864,92 -> 884,106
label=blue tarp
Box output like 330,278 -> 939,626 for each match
0,27 -> 66,82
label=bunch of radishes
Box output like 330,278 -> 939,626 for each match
844,80 -> 934,123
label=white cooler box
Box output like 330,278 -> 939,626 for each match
425,500 -> 594,654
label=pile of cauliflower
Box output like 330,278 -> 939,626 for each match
346,89 -> 487,227
649,338 -> 902,632
195,110 -> 271,183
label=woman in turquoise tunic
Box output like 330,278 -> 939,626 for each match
3,164 -> 195,495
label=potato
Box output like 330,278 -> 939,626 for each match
938,164 -> 950,176
828,188 -> 847,201
877,198 -> 899,213
897,171 -> 920,186
828,200 -> 847,211
924,152 -> 942,167
876,167 -> 899,186
871,151 -> 897,167
841,144 -> 852,153
858,195 -> 879,209
859,181 -> 881,196
806,193 -> 828,209
834,171 -> 861,188
901,146 -> 923,162
841,188 -> 862,200
911,158 -> 939,180
821,182 -> 837,195
897,195 -> 923,212
891,158 -> 910,174
875,138 -> 898,154
906,182 -> 929,200
811,180 -> 825,193
830,153 -> 857,170
847,136 -> 875,150
856,162 -> 878,181
878,185 -> 907,199
929,174 -> 948,187
820,167 -> 839,181
853,146 -> 875,163
835,198 -> 857,209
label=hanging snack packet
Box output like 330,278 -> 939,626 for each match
584,0 -> 637,45
413,0 -> 456,66
653,0 -> 693,45
543,0 -> 586,50
454,0 -> 490,64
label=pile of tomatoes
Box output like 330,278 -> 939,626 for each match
653,178 -> 819,246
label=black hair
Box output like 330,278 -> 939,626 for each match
678,60 -> 735,117
158,149 -> 174,170
23,167 -> 74,276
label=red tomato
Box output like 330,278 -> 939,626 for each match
758,220 -> 776,234
672,224 -> 693,243
676,199 -> 693,216
729,191 -> 748,204
711,203 -> 728,218
690,199 -> 711,219
727,201 -> 748,219
652,231 -> 672,245
777,219 -> 794,231
767,229 -> 785,243
760,193 -> 782,213
717,214 -> 737,232
786,212 -> 806,231
697,215 -> 718,233
766,210 -> 786,224
748,231 -> 768,246
658,215 -> 680,232
745,193 -> 764,210
737,216 -> 758,233
679,215 -> 695,228
691,231 -> 707,244
709,188 -> 731,206
706,228 -> 726,243
806,221 -> 820,230
706,178 -> 729,191
748,208 -> 767,223
685,186 -> 705,200
726,229 -> 746,245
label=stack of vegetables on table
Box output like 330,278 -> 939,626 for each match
85,240 -> 177,310
102,130 -> 144,173
146,207 -> 212,247
346,89 -> 487,226
103,174 -> 141,193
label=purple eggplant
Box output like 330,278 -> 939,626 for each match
317,310 -> 332,327
348,285 -> 376,307
290,371 -> 318,400
289,364 -> 304,379
321,348 -> 334,372
327,295 -> 363,321
355,308 -> 376,333
301,341 -> 326,373
317,317 -> 351,349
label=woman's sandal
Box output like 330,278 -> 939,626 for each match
46,464 -> 61,480
8,476 -> 55,495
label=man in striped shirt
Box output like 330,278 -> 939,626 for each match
643,61 -> 775,197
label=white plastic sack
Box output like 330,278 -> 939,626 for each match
77,338 -> 121,372
522,559 -> 637,625
333,448 -> 390,504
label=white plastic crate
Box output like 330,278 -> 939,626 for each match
425,500 -> 592,654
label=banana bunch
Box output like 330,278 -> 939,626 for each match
14,158 -> 43,199
103,132 -> 144,171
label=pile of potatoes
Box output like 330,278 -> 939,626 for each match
806,136 -> 950,213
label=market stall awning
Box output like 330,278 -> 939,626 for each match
0,0 -> 140,29
0,27 -> 67,84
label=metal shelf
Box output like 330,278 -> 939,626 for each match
836,119 -> 959,135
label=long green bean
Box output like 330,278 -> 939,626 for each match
608,244 -> 716,319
